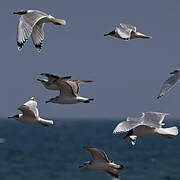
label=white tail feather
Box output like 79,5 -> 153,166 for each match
157,127 -> 178,136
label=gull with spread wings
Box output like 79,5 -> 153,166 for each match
104,23 -> 151,40
157,69 -> 180,99
113,112 -> 178,145
13,10 -> 66,51
44,74 -> 94,104
8,97 -> 53,126
79,147 -> 124,179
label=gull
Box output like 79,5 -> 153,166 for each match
113,112 -> 178,145
104,23 -> 152,40
37,73 -> 72,91
45,75 -> 94,104
79,146 -> 124,179
13,10 -> 66,51
8,97 -> 53,126
157,69 -> 180,99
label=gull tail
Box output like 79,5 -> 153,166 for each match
157,127 -> 178,138
38,118 -> 54,127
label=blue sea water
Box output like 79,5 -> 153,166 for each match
0,119 -> 180,180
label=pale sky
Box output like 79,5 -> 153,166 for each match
1,0 -> 180,119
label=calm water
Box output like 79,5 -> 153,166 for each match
0,119 -> 180,180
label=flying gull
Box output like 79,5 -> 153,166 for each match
79,146 -> 124,179
104,23 -> 152,40
45,75 -> 94,104
157,69 -> 180,99
113,112 -> 178,145
8,97 -> 53,126
13,10 -> 66,51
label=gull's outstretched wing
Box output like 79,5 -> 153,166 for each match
143,112 -> 168,128
113,117 -> 143,134
55,79 -> 77,97
105,169 -> 119,178
40,73 -> 71,83
157,74 -> 180,99
18,97 -> 39,118
31,23 -> 44,51
120,23 -> 136,32
83,146 -> 109,162
17,10 -> 48,50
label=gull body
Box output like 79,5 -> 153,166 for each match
79,147 -> 124,178
157,69 -> 180,99
104,23 -> 151,40
8,97 -> 53,126
45,75 -> 94,104
113,112 -> 178,145
13,10 -> 66,51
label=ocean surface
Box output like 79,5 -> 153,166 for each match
0,119 -> 180,180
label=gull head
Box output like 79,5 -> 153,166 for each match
104,30 -> 115,37
13,10 -> 27,15
8,114 -> 20,119
170,69 -> 180,75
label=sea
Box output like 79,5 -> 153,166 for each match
0,119 -> 180,180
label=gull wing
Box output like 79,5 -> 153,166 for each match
55,79 -> 77,97
83,146 -> 109,162
120,23 -> 136,32
143,112 -> 168,128
70,80 -> 93,94
41,73 -> 71,83
31,23 -> 44,51
105,169 -> 119,178
17,10 -> 48,50
18,98 -> 39,118
113,117 -> 142,134
157,74 -> 180,99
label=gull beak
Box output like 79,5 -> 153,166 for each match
123,134 -> 129,139
119,165 -> 124,169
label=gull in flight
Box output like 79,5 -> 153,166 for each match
37,73 -> 72,90
113,112 -> 178,145
8,97 -> 53,126
44,74 -> 94,104
13,10 -> 66,51
104,23 -> 152,40
79,146 -> 124,179
157,69 -> 180,99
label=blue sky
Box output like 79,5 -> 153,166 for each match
1,0 -> 180,119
